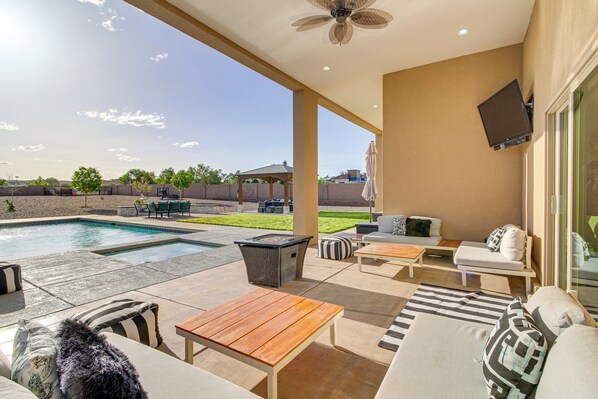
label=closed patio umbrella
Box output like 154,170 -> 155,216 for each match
361,140 -> 378,222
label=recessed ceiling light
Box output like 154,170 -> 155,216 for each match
322,66 -> 331,71
457,29 -> 470,36
373,104 -> 378,109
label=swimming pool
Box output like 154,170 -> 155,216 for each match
0,221 -> 186,260
105,242 -> 213,264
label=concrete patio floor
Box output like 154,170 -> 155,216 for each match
0,216 -> 527,398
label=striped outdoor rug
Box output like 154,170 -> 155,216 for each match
379,284 -> 514,352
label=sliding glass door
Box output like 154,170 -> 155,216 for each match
571,67 -> 598,307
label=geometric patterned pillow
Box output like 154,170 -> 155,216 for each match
392,216 -> 406,236
72,299 -> 163,348
487,227 -> 506,252
483,298 -> 548,399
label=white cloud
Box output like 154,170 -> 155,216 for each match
78,0 -> 105,6
0,161 -> 11,165
156,135 -> 163,139
150,53 -> 168,63
78,109 -> 166,129
97,8 -> 121,32
108,148 -> 128,152
17,144 -> 45,152
115,154 -> 140,162
0,122 -> 18,131
173,141 -> 199,148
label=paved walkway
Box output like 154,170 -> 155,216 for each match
0,215 -> 527,398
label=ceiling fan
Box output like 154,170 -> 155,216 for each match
292,0 -> 393,45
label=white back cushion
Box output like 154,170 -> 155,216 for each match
499,227 -> 526,261
525,286 -> 595,346
535,325 -> 598,399
409,216 -> 442,237
378,215 -> 404,234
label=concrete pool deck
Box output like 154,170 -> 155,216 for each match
0,215 -> 528,398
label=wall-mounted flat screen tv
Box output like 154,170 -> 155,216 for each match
478,80 -> 533,150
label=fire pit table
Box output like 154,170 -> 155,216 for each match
235,234 -> 312,288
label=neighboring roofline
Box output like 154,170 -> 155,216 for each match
124,0 -> 382,135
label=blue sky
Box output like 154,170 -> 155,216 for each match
0,0 -> 374,180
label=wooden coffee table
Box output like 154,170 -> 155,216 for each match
355,242 -> 425,278
175,288 -> 344,399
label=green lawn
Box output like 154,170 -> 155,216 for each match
179,211 -> 369,234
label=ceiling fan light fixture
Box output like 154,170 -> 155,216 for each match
457,29 -> 470,36
295,0 -> 392,46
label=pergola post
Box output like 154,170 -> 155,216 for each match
293,89 -> 318,242
238,180 -> 243,212
268,178 -> 274,200
283,177 -> 290,214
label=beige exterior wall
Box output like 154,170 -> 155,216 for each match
521,0 -> 598,280
382,44 -> 524,241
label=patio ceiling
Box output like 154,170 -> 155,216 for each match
157,0 -> 534,130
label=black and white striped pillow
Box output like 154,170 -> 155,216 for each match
486,227 -> 506,252
483,298 -> 548,398
72,299 -> 163,348
0,263 -> 23,295
318,237 -> 353,260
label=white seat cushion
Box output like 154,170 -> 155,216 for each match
363,232 -> 442,246
455,242 -> 524,271
105,333 -> 259,399
375,313 -> 491,399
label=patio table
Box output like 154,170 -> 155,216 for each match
175,288 -> 344,399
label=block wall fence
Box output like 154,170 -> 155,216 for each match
0,183 -> 369,206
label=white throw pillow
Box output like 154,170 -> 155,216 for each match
525,286 -> 595,346
378,215 -> 404,234
409,216 -> 442,237
499,227 -> 526,261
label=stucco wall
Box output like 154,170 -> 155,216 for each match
382,44 -> 524,241
521,0 -> 598,279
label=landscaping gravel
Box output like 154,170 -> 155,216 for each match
0,195 -> 368,220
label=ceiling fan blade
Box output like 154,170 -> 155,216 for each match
329,22 -> 353,45
350,9 -> 393,29
292,15 -> 333,31
345,0 -> 376,11
306,0 -> 336,11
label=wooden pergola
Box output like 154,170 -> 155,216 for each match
237,164 -> 293,208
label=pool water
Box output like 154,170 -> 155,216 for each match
105,242 -> 213,264
0,221 -> 177,260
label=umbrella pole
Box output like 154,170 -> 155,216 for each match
369,199 -> 372,222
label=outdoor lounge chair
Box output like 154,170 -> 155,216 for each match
134,203 -> 151,217
156,202 -> 169,218
179,201 -> 191,216
167,201 -> 180,217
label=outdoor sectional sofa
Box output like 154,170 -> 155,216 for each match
375,286 -> 598,398
363,215 -> 443,246
0,332 -> 259,398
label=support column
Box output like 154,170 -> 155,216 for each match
283,178 -> 290,214
293,89 -> 319,242
374,133 -> 383,212
268,178 -> 274,200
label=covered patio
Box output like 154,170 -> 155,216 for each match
236,164 -> 293,212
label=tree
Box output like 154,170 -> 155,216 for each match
222,171 -> 239,184
46,177 -> 60,186
189,163 -> 224,185
71,166 -> 102,208
171,169 -> 194,198
156,168 -> 175,185
131,177 -> 152,202
282,160 -> 288,166
118,169 -> 156,185
0,178 -> 7,187
28,176 -> 49,186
